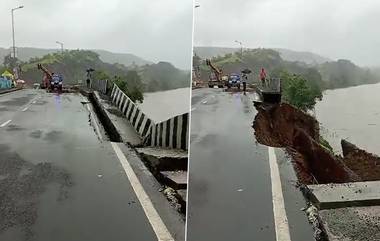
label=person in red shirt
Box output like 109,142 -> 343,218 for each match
260,68 -> 267,86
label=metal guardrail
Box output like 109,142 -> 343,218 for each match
262,78 -> 281,93
91,79 -> 108,95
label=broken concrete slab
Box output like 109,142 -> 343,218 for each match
308,181 -> 380,209
92,91 -> 142,146
160,171 -> 187,190
319,206 -> 380,241
136,147 -> 188,171
177,189 -> 187,203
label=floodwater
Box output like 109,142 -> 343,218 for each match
315,83 -> 380,156
138,87 -> 191,123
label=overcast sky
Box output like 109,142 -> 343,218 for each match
194,0 -> 380,67
0,0 -> 193,69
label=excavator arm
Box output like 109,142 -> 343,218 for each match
37,64 -> 53,79
206,59 -> 222,81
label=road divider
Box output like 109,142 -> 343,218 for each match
268,147 -> 291,241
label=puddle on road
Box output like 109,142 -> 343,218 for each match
0,144 -> 73,240
29,130 -> 43,139
43,130 -> 63,142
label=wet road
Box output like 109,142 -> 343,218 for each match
186,88 -> 314,241
0,89 -> 158,241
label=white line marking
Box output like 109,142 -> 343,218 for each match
0,120 -> 12,127
110,142 -> 174,241
268,147 -> 291,241
22,107 -> 28,112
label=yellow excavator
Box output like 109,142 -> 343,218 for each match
205,59 -> 225,88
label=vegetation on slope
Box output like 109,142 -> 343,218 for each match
195,48 -> 380,110
2,50 -> 189,98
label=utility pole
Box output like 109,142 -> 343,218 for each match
11,5 -> 24,59
56,41 -> 64,53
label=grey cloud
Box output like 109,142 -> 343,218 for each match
0,0 -> 193,69
194,0 -> 380,67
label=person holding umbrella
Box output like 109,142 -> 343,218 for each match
241,68 -> 252,93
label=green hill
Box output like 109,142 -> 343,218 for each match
0,47 -> 151,67
194,46 -> 331,65
14,50 -> 189,93
195,48 -> 379,90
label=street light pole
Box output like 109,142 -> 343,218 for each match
11,6 -> 24,59
56,41 -> 64,53
235,40 -> 243,59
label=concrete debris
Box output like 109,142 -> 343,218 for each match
163,187 -> 182,212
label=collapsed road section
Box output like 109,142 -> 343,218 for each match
253,102 -> 380,240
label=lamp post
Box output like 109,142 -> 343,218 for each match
56,41 -> 64,53
235,40 -> 243,59
11,5 -> 24,59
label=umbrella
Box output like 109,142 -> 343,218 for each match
241,68 -> 252,74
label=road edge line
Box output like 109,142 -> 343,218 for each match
111,142 -> 174,241
268,146 -> 292,241
0,120 -> 12,127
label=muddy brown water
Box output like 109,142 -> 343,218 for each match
315,83 -> 380,156
137,87 -> 190,122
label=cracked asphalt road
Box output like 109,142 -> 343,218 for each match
0,89 -> 158,241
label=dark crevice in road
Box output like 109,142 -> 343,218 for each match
0,144 -> 73,240
86,92 -> 122,142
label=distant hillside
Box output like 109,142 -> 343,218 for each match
194,46 -> 331,66
136,62 -> 190,92
274,48 -> 331,65
0,47 -> 151,67
194,46 -> 238,59
194,48 -> 379,90
15,50 -> 188,93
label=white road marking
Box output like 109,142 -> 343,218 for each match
191,107 -> 196,111
111,142 -> 174,241
0,120 -> 12,128
22,107 -> 28,112
268,147 -> 291,241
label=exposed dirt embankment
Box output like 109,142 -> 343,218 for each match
252,102 -> 373,184
341,140 -> 380,181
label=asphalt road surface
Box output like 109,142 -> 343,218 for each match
187,88 -> 314,241
0,89 -> 159,241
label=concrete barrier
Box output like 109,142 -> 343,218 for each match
148,113 -> 189,150
109,83 -> 189,150
110,84 -> 152,138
